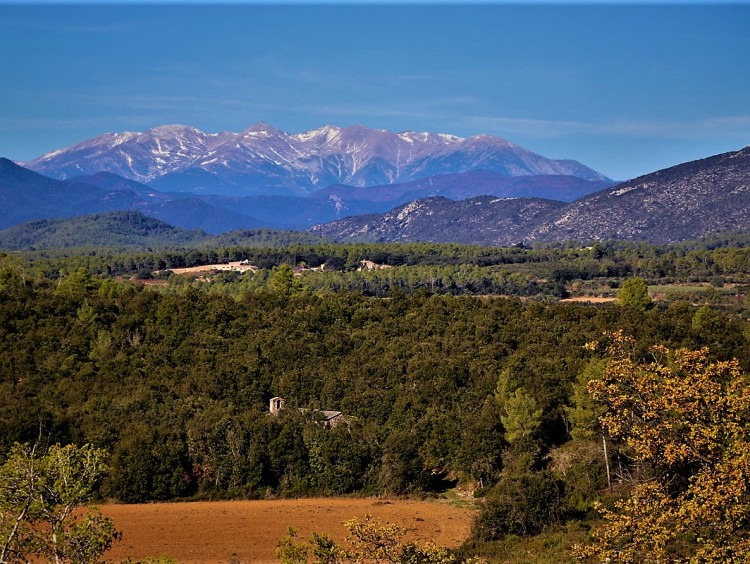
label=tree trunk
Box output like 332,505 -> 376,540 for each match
602,433 -> 612,491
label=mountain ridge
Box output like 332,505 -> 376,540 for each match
311,145 -> 750,245
2,155 -> 610,232
22,122 -> 610,196
531,145 -> 750,244
9,143 -> 750,247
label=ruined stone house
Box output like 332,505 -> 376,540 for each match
269,396 -> 348,428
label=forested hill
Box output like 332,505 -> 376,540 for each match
0,211 -> 328,251
0,211 -> 207,250
1,264 -> 747,503
3,238 -> 750,560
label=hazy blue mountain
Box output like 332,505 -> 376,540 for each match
0,158 -> 130,229
312,171 -> 614,205
0,160 -> 267,234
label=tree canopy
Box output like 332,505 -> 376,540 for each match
576,332 -> 750,561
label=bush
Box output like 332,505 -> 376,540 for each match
472,471 -> 565,541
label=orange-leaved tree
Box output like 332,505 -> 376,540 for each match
575,330 -> 750,562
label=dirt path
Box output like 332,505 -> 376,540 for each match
101,498 -> 476,563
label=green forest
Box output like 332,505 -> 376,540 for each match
2,236 -> 750,561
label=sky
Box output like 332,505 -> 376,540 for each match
0,3 -> 749,180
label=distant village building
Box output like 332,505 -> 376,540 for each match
269,396 -> 348,428
358,260 -> 392,271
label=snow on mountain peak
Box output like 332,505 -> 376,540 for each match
22,121 -> 610,191
464,134 -> 516,148
295,125 -> 343,144
437,133 -> 463,143
398,131 -> 464,145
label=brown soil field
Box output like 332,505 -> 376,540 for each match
101,498 -> 476,563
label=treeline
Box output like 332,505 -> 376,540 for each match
15,240 -> 750,291
1,261 -> 748,510
192,264 -> 567,299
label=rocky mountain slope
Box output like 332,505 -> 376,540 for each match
22,123 -> 609,196
310,196 -> 565,246
312,146 -> 750,245
532,146 -> 750,244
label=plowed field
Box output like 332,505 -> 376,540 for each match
101,498 -> 476,563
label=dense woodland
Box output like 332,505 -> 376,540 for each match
2,237 -> 750,560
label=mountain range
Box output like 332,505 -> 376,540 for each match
4,122 -> 749,247
5,157 -> 606,233
311,146 -> 750,245
22,122 -> 609,197
3,123 -> 614,232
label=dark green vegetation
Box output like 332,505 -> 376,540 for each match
0,212 -> 207,250
0,211 -> 327,251
2,238 -> 750,560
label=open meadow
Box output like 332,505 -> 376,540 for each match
101,498 -> 477,563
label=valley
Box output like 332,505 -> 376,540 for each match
2,4 -> 749,562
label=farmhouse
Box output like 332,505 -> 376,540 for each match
269,396 -> 348,428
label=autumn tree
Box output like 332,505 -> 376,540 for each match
576,331 -> 750,561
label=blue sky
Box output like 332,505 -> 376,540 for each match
1,3 -> 748,180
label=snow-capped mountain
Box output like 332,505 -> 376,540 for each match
23,123 -> 609,197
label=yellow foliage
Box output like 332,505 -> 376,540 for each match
276,515 -> 484,563
575,331 -> 750,562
